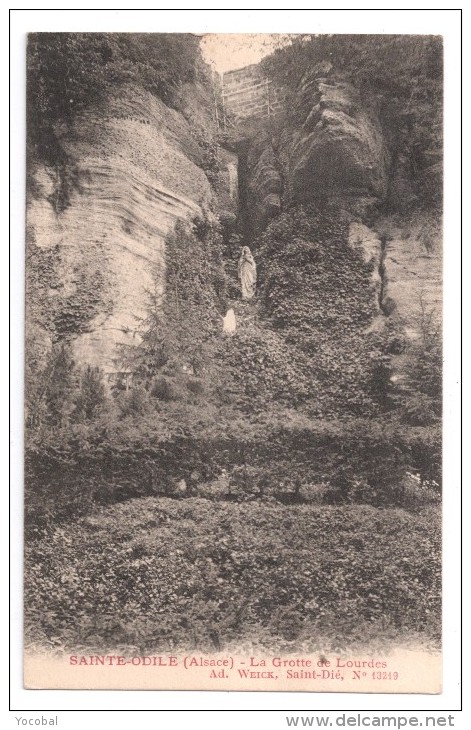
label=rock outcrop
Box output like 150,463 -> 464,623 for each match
241,61 -> 439,362
348,222 -> 383,321
27,84 -> 237,375
285,66 -> 388,215
27,56 -> 441,385
379,219 -> 442,340
245,129 -> 282,231
244,62 -> 388,229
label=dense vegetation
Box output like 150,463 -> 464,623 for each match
25,208 -> 441,533
25,498 -> 440,654
255,206 -> 379,415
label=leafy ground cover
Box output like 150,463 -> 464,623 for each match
25,496 -> 441,656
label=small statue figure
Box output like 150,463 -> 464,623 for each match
222,308 -> 236,335
238,246 -> 257,300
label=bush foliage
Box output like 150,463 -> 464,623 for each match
254,205 -> 380,415
24,497 -> 441,653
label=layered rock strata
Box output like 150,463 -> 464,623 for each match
27,84 -> 237,374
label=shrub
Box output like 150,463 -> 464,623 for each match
117,386 -> 150,418
150,376 -> 178,402
186,377 -> 205,396
129,217 -> 228,390
401,393 -> 438,427
27,344 -> 77,428
74,366 -> 106,421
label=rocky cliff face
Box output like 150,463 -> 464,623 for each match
285,65 -> 389,216
27,83 -> 237,375
245,129 -> 282,232
242,61 -> 440,356
380,220 -> 442,337
349,216 -> 441,370
27,56 -> 441,380
244,62 -> 388,229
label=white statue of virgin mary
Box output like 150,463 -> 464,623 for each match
238,246 -> 257,300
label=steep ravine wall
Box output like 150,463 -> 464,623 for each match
27,60 -> 441,380
27,83 -> 238,375
243,64 -> 388,229
242,61 -> 441,353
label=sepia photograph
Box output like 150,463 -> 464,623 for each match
23,29 -> 444,692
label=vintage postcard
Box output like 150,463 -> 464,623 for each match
24,31 -> 444,692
